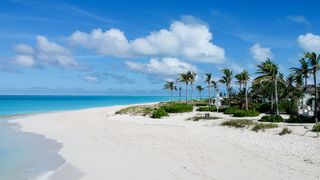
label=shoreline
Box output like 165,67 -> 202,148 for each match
11,103 -> 320,180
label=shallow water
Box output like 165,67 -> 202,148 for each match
0,120 -> 65,180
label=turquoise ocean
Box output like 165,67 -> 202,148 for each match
0,95 -> 174,179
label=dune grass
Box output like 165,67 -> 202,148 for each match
221,119 -> 254,128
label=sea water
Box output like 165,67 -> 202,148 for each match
0,95 -> 174,115
0,95 -> 175,179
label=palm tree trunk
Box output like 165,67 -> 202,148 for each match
199,91 -> 202,100
185,83 -> 188,104
305,76 -> 307,89
314,70 -> 318,122
271,93 -> 274,113
170,90 -> 173,102
275,78 -> 279,115
191,83 -> 193,100
245,83 -> 248,110
208,83 -> 211,104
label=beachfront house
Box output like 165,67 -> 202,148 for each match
298,85 -> 315,117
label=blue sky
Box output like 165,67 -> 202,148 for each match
0,0 -> 320,95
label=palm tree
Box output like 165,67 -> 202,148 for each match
204,73 -> 212,104
235,73 -> 243,90
305,52 -> 320,122
254,59 -> 281,115
179,73 -> 190,103
178,86 -> 182,102
163,81 -> 176,102
290,58 -> 309,88
211,80 -> 218,97
196,85 -> 204,100
188,71 -> 197,100
240,70 -> 250,110
219,68 -> 233,106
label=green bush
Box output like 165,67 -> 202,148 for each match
233,110 -> 260,117
286,115 -> 315,123
278,99 -> 298,115
255,103 -> 271,113
259,115 -> 283,123
151,108 -> 168,118
279,127 -> 292,135
162,103 -> 193,113
252,123 -> 278,132
221,119 -> 254,128
224,107 -> 238,114
196,106 -> 217,112
312,123 -> 320,132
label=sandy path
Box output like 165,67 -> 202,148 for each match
13,105 -> 320,180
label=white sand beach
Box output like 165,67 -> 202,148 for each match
13,104 -> 320,180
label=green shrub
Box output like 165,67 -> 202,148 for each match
151,108 -> 168,118
278,99 -> 298,114
255,103 -> 271,113
279,127 -> 292,135
252,123 -> 278,132
162,103 -> 193,113
286,115 -> 315,123
196,106 -> 217,112
259,115 -> 283,123
221,119 -> 254,128
224,107 -> 238,114
233,110 -> 260,117
312,123 -> 320,132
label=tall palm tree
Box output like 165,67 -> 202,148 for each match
219,68 -> 233,106
196,85 -> 204,100
211,80 -> 218,97
179,73 -> 190,103
254,59 -> 281,115
163,81 -> 176,102
290,58 -> 309,88
188,71 -> 197,100
204,73 -> 212,104
305,52 -> 320,122
178,86 -> 182,102
240,70 -> 250,110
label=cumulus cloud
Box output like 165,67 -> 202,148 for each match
249,43 -> 273,61
297,33 -> 320,52
125,57 -> 197,76
13,36 -> 79,69
69,18 -> 225,63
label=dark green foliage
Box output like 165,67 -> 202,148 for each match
196,106 -> 217,112
259,115 -> 284,123
286,115 -> 315,123
278,100 -> 298,115
279,127 -> 292,135
151,108 -> 168,118
312,123 -> 320,132
252,123 -> 278,132
224,107 -> 238,114
162,103 -> 193,113
233,110 -> 260,117
221,119 -> 254,128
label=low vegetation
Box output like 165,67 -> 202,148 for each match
221,119 -> 254,128
259,115 -> 284,123
286,115 -> 315,123
196,106 -> 217,112
252,123 -> 278,132
223,107 -> 259,117
162,103 -> 193,113
115,105 -> 157,116
279,127 -> 292,135
312,123 -> 320,133
151,107 -> 168,118
187,115 -> 219,121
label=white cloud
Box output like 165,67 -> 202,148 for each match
14,44 -> 34,55
297,33 -> 320,52
126,57 -> 197,76
287,15 -> 309,25
69,18 -> 225,63
13,36 -> 78,69
13,55 -> 36,67
249,43 -> 273,61
82,75 -> 99,83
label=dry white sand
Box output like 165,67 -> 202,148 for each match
13,104 -> 320,180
